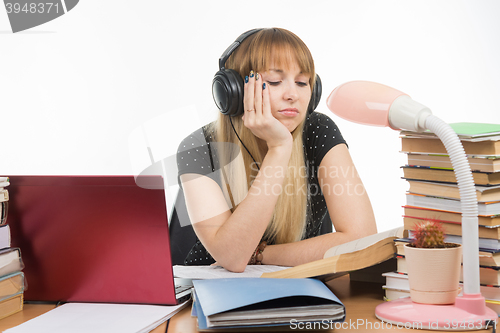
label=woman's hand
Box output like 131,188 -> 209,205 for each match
242,71 -> 292,150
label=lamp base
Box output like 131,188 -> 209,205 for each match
375,296 -> 497,330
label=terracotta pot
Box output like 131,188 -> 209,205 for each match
404,244 -> 462,305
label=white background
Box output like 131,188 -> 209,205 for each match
1,0 -> 499,232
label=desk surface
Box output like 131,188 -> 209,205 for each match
168,275 -> 494,333
0,275 -> 494,332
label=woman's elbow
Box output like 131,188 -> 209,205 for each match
218,258 -> 248,273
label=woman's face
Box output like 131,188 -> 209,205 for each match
260,60 -> 312,132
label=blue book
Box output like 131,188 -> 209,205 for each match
192,278 -> 345,330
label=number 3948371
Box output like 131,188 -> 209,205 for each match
5,2 -> 60,14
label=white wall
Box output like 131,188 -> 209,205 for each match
1,0 -> 499,232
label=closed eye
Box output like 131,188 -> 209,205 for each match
296,81 -> 309,87
267,81 -> 281,86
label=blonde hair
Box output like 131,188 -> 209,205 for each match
212,28 -> 314,244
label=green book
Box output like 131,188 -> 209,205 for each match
449,123 -> 500,138
402,123 -> 500,140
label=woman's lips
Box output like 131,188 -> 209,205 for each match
278,108 -> 299,117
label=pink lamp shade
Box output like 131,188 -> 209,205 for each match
326,81 -> 407,128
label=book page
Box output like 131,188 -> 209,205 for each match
323,227 -> 404,259
173,264 -> 289,280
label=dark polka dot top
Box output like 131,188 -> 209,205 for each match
176,112 -> 347,265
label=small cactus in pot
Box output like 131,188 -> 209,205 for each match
411,220 -> 447,248
405,219 -> 462,304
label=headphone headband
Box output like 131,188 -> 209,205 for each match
218,29 -> 263,70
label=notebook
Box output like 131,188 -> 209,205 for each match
192,278 -> 345,330
6,175 -> 191,305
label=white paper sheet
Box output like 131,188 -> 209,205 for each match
4,302 -> 187,333
173,264 -> 289,280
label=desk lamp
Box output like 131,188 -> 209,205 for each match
326,81 -> 497,330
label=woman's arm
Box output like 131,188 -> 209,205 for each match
261,144 -> 377,267
181,144 -> 291,272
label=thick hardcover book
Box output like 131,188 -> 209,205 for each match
402,230 -> 500,251
406,193 -> 500,216
0,292 -> 23,320
0,272 -> 25,302
0,224 -> 11,249
403,217 -> 500,240
403,206 -> 500,227
406,153 -> 500,173
0,248 -> 23,277
261,227 -> 403,280
401,123 -> 500,140
406,180 -> 500,202
401,137 -> 500,156
402,166 -> 500,186
192,278 -> 345,330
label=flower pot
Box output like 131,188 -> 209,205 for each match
404,243 -> 462,305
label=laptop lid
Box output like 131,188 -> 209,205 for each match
8,175 -> 178,305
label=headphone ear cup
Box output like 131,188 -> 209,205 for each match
212,69 -> 245,117
308,74 -> 322,114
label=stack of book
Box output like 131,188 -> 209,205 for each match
382,123 -> 500,314
0,177 -> 25,320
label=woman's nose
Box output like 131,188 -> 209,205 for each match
283,82 -> 298,101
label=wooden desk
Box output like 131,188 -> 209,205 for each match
168,275 -> 494,332
0,304 -> 55,331
0,276 -> 494,332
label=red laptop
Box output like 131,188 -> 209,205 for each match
7,175 -> 190,305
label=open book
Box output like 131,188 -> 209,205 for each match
261,227 -> 404,280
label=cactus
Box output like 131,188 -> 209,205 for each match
412,220 -> 445,248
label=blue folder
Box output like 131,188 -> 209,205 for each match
192,278 -> 345,330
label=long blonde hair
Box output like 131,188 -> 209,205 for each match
211,28 -> 315,244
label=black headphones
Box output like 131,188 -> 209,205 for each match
212,28 -> 322,117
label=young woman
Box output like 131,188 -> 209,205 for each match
176,28 -> 377,272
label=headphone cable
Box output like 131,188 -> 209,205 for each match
229,117 -> 260,171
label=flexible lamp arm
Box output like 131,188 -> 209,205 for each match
424,115 -> 480,295
327,81 -> 480,296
